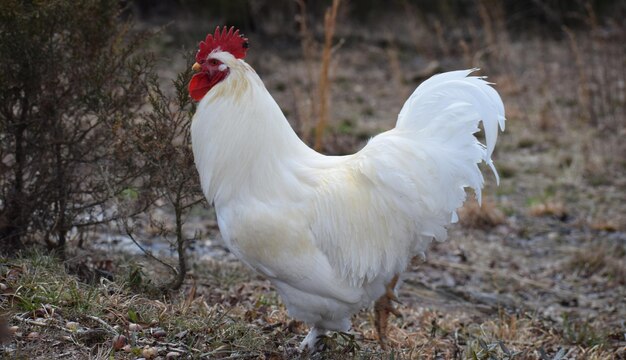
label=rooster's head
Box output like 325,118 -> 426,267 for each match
189,26 -> 249,101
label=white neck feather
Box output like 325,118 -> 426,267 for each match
191,59 -> 317,207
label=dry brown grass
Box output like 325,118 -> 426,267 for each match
565,242 -> 626,285
313,0 -> 341,152
589,219 -> 620,232
0,252 -> 290,359
293,0 -> 343,152
528,200 -> 568,220
563,27 -> 592,123
3,242 -> 625,359
459,198 -> 507,229
294,0 -> 316,141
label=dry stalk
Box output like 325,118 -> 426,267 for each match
314,0 -> 341,152
401,0 -> 428,54
478,0 -> 513,72
433,19 -> 449,57
295,0 -> 316,141
385,36 -> 408,98
477,0 -> 495,50
563,26 -> 591,123
459,39 -> 473,68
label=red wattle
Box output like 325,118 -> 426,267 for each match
189,73 -> 212,101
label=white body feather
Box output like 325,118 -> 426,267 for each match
191,52 -> 505,334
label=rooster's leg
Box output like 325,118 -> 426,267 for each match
374,274 -> 401,350
299,326 -> 326,352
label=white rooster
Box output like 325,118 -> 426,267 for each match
189,26 -> 505,351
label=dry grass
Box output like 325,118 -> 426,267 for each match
589,219 -> 620,232
292,0 -> 343,153
0,252 -> 293,359
2,252 -> 624,359
564,242 -> 626,285
459,198 -> 507,229
313,0 -> 341,152
294,0 -> 316,142
528,200 -> 568,220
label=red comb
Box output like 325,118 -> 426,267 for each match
196,26 -> 249,62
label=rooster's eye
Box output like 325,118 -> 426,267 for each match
208,59 -> 220,66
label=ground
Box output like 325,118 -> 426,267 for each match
1,13 -> 625,360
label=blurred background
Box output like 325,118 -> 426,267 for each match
1,0 -> 625,358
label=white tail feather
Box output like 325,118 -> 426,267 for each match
396,69 -> 506,199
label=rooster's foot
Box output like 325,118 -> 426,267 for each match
374,274 -> 402,350
299,326 -> 326,353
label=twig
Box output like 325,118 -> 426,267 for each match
123,225 -> 179,277
101,160 -> 179,279
200,349 -> 261,359
86,315 -> 117,335
136,338 -> 200,353
13,314 -> 72,333
426,259 -> 576,298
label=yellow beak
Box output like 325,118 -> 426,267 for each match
192,62 -> 202,72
